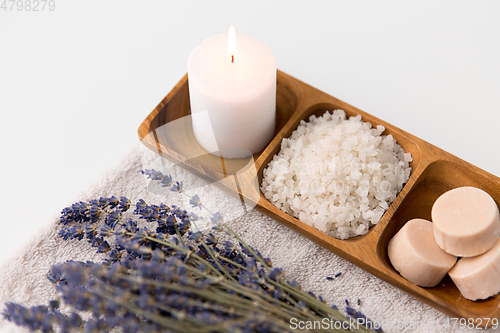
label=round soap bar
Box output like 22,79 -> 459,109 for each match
449,238 -> 500,300
431,186 -> 500,257
388,218 -> 457,287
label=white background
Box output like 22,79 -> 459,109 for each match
1,1 -> 499,267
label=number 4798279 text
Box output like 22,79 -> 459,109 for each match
1,0 -> 55,11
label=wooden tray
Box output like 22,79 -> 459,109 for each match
138,70 -> 500,325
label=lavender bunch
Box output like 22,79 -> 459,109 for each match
3,169 -> 381,333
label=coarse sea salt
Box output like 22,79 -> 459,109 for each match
261,110 -> 412,240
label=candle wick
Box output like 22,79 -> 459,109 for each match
231,55 -> 234,63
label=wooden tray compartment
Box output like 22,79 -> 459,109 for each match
138,70 -> 500,325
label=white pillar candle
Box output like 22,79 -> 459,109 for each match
187,26 -> 276,159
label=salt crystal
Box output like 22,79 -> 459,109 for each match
355,224 -> 366,235
404,152 -> 413,163
362,210 -> 374,219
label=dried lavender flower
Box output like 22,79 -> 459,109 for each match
3,169 -> 381,333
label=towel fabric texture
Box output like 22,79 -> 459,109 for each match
0,144 -> 494,333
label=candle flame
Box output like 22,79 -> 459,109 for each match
228,25 -> 236,63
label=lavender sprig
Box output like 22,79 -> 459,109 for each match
2,169 -> 381,333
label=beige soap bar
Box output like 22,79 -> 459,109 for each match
388,218 -> 457,287
431,186 -> 500,257
449,238 -> 500,300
